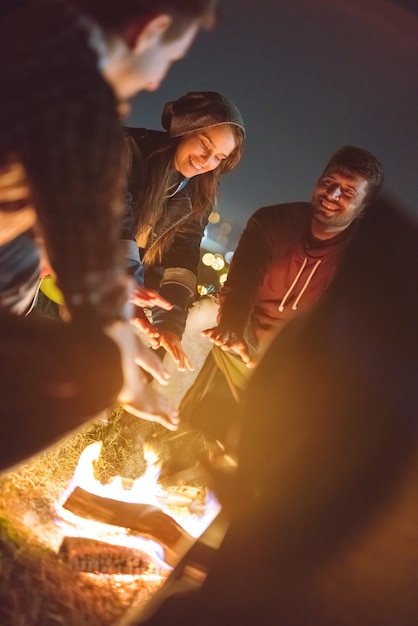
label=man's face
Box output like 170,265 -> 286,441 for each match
104,20 -> 200,101
310,169 -> 370,237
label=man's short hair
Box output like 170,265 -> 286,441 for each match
323,145 -> 385,202
74,0 -> 219,36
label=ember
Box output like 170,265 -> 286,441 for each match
60,536 -> 165,576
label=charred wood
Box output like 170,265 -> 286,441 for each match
59,536 -> 165,575
62,487 -> 194,563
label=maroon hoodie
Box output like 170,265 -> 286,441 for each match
219,202 -> 356,348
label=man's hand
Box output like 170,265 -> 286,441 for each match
119,384 -> 179,431
202,325 -> 256,368
104,320 -> 179,431
155,330 -> 194,372
131,286 -> 173,310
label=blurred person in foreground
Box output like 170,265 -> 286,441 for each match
0,0 -> 219,472
130,195 -> 418,626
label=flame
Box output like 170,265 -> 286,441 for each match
61,441 -> 161,507
60,441 -> 221,537
56,441 -> 221,572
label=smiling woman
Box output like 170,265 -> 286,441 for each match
121,91 -> 246,372
174,125 -> 238,178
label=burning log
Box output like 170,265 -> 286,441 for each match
59,536 -> 166,575
62,487 -> 194,564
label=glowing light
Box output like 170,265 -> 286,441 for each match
219,273 -> 228,285
202,252 -> 215,266
219,222 -> 232,235
225,251 -> 234,264
60,442 -> 221,540
211,255 -> 225,271
208,211 -> 221,224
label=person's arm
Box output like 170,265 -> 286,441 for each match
120,131 -> 145,285
26,78 -> 178,429
24,75 -> 130,325
202,207 -> 274,363
151,277 -> 195,371
120,189 -> 144,285
120,130 -> 174,350
150,211 -> 207,370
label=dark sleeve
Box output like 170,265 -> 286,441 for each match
151,283 -> 192,338
218,207 -> 276,334
119,132 -> 144,286
161,219 -> 206,278
24,81 -> 131,326
151,203 -> 209,337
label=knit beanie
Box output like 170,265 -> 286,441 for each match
161,91 -> 246,138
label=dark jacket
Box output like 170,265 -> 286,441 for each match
219,202 -> 356,349
122,127 -> 212,337
0,0 -> 129,326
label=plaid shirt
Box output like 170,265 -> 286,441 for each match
0,0 -> 129,325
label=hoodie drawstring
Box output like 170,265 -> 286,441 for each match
278,258 -> 322,312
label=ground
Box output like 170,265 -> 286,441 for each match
0,406 -> 222,626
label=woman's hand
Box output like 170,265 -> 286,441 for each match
131,286 -> 173,310
157,330 -> 194,372
132,307 -> 161,348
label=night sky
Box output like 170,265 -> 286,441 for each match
128,0 -> 418,253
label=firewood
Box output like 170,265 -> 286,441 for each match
62,487 -> 194,564
59,536 -> 168,575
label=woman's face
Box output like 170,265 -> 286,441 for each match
174,125 -> 238,178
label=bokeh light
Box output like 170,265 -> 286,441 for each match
208,211 -> 221,224
219,222 -> 232,235
225,251 -> 234,264
202,252 -> 215,266
211,255 -> 225,271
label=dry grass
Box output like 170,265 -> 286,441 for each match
0,516 -> 160,626
0,407 -> 220,626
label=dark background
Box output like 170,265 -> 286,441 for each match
128,0 -> 418,253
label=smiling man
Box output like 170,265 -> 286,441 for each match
204,145 -> 384,363
179,146 -> 384,444
310,165 -> 373,239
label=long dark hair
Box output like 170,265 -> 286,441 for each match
138,124 -> 244,267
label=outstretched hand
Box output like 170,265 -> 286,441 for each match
132,307 -> 161,348
119,384 -> 179,431
131,286 -> 173,310
154,330 -> 194,372
104,320 -> 179,431
201,325 -> 256,367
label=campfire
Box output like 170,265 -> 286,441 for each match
56,440 -> 221,577
0,408 -> 226,625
